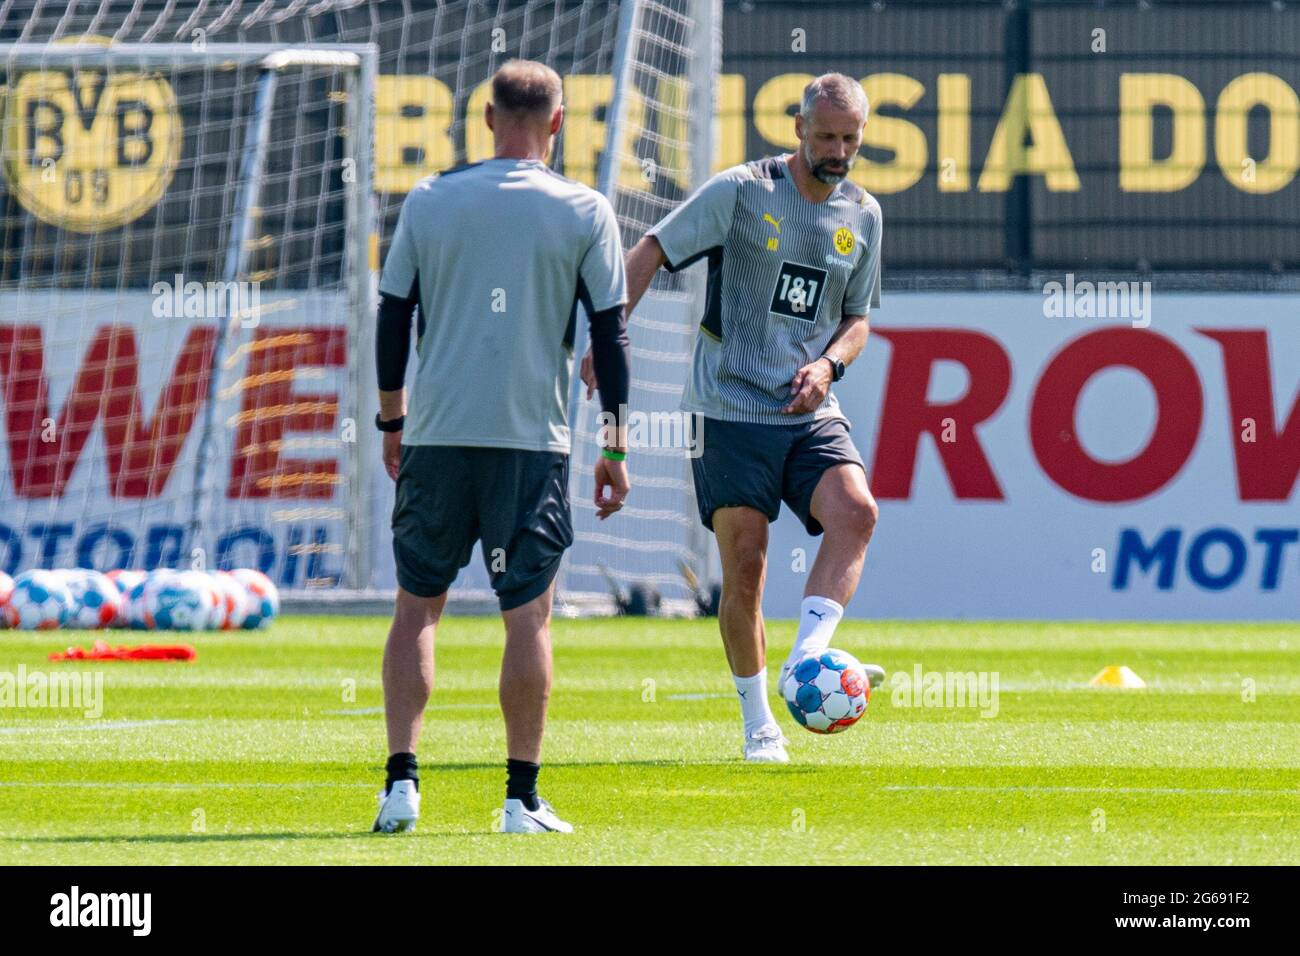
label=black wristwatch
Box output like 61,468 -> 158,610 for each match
822,355 -> 846,382
375,412 -> 405,433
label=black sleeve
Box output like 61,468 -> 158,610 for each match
376,274 -> 419,392
588,303 -> 630,424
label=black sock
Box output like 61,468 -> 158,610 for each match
385,752 -> 419,793
506,758 -> 540,811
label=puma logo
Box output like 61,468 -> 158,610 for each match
808,609 -> 826,620
763,213 -> 784,251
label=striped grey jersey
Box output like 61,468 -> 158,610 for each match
378,158 -> 627,453
647,156 -> 882,425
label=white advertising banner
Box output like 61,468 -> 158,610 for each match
763,292 -> 1300,621
4,290 -> 1297,621
0,291 -> 359,589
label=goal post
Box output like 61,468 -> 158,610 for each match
562,0 -> 722,615
0,41 -> 378,590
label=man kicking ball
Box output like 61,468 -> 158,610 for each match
585,73 -> 884,762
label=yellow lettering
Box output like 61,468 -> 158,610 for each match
375,75 -> 453,192
562,74 -> 644,188
1119,73 -> 1205,192
936,73 -> 971,191
853,73 -> 926,194
753,73 -> 810,150
1215,72 -> 1299,193
465,80 -> 494,163
978,73 -> 1079,191
715,74 -> 748,173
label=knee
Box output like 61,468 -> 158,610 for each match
863,497 -> 880,538
837,496 -> 878,544
505,604 -> 551,643
503,612 -> 553,668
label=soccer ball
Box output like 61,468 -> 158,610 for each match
107,568 -> 146,595
3,570 -> 73,630
210,570 -> 252,630
0,571 -> 13,624
106,570 -> 147,628
145,571 -> 218,631
0,571 -> 13,628
121,578 -> 150,630
780,649 -> 870,734
124,569 -> 179,630
230,568 -> 279,629
60,569 -> 124,629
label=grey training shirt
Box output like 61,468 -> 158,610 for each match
379,157 -> 628,453
647,156 -> 882,425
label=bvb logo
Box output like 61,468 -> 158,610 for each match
833,226 -> 855,256
1,36 -> 181,233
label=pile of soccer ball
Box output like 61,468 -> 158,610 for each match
0,568 -> 280,632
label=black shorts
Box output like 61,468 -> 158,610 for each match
690,416 -> 865,536
391,445 -> 573,611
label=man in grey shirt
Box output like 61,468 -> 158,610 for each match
372,59 -> 632,833
585,73 -> 884,762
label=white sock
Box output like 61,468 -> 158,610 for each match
787,596 -> 844,664
733,668 -> 776,735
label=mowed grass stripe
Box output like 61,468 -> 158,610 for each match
0,616 -> 1296,864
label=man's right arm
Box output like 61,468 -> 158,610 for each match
583,169 -> 741,398
624,235 -> 668,316
578,194 -> 635,519
584,236 -> 664,401
376,277 -> 418,422
375,190 -> 421,479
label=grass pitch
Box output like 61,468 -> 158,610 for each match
1,616 -> 1297,865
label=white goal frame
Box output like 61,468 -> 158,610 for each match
0,41 -> 379,591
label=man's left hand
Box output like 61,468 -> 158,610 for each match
383,430 -> 402,481
781,358 -> 833,414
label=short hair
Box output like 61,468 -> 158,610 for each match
800,73 -> 869,121
491,59 -> 563,117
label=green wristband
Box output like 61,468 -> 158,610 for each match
601,448 -> 627,462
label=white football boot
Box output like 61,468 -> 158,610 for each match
501,796 -> 574,833
779,657 -> 887,695
776,659 -> 800,695
743,724 -> 790,763
372,779 -> 420,833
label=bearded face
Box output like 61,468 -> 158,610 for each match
796,98 -> 866,185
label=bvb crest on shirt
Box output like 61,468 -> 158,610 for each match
833,226 -> 855,256
1,36 -> 181,234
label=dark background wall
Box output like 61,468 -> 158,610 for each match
1,1 -> 1295,287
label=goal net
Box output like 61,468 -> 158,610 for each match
563,0 -> 720,614
0,40 -> 376,591
0,1 -> 719,612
